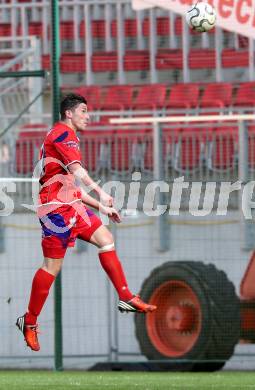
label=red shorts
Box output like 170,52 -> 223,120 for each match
38,202 -> 102,259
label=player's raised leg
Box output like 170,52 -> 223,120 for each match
16,257 -> 63,351
89,225 -> 157,313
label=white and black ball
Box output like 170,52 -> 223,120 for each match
186,2 -> 216,32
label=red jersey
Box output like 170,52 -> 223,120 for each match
38,122 -> 82,206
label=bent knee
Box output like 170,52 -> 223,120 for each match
42,257 -> 63,276
98,242 -> 115,253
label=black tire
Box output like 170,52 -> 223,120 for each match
135,261 -> 240,372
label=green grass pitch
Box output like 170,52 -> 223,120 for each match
0,371 -> 255,390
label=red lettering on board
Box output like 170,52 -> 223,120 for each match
218,0 -> 234,18
179,0 -> 193,5
236,0 -> 251,24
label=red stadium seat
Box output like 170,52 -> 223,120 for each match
80,127 -> 152,173
74,86 -> 102,111
131,84 -> 166,110
92,20 -> 106,38
222,49 -> 249,68
0,23 -> 11,37
124,50 -> 149,71
189,49 -> 216,69
92,51 -> 118,72
111,130 -> 131,172
174,16 -> 183,35
233,82 -> 255,108
80,129 -> 97,173
80,128 -> 114,173
17,21 -> 46,37
79,20 -> 86,38
60,53 -> 86,73
17,22 -> 50,38
208,127 -> 237,171
156,49 -> 183,70
165,83 -> 200,109
111,19 -> 137,37
164,127 -> 203,172
143,130 -> 153,171
163,127 -> 180,170
100,85 -> 134,110
41,54 -> 50,70
174,130 -> 202,171
143,17 -> 170,36
15,124 -> 47,174
29,22 -> 44,37
60,21 -> 74,39
201,83 -> 233,108
112,128 -> 152,172
79,20 -> 106,38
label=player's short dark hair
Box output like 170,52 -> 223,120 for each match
60,93 -> 87,120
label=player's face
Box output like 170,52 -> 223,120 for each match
70,103 -> 90,131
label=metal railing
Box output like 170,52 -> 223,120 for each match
9,118 -> 254,180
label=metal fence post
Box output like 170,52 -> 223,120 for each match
249,37 -> 254,82
107,222 -> 119,362
215,27 -> 223,82
182,15 -> 190,83
149,8 -> 157,83
28,37 -> 43,121
153,123 -> 169,252
84,3 -> 93,86
51,0 -> 63,371
116,2 -> 125,85
238,120 -> 255,250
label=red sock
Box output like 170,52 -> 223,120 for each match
99,250 -> 133,301
25,268 -> 55,325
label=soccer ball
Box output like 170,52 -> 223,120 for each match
186,2 -> 216,32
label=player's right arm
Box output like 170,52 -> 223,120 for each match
50,128 -> 113,206
80,187 -> 121,223
68,162 -> 113,207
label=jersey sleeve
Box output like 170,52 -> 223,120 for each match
52,129 -> 82,167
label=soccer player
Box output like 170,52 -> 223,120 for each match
16,93 -> 156,352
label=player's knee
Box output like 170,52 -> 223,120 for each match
42,265 -> 61,277
97,232 -> 115,252
91,226 -> 115,251
98,242 -> 115,253
42,258 -> 63,276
